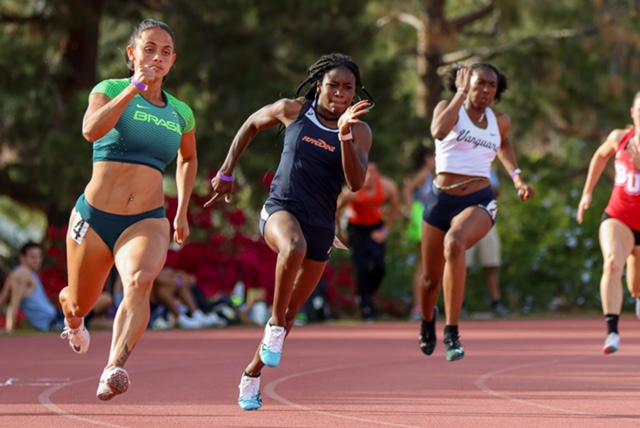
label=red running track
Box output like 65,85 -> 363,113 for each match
1,318 -> 640,427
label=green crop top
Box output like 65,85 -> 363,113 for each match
90,79 -> 195,172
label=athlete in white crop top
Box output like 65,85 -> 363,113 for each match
435,105 -> 500,178
417,64 -> 534,362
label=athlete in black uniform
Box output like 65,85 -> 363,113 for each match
205,53 -> 373,411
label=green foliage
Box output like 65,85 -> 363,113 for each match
490,154 -> 609,312
1,0 -> 639,314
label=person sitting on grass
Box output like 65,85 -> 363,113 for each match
0,242 -> 64,333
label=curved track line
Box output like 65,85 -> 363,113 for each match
474,356 -> 595,416
38,376 -> 128,428
37,358 -> 235,427
264,363 -> 420,428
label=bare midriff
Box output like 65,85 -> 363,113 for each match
435,172 -> 491,196
84,161 -> 165,214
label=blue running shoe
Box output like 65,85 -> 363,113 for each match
238,373 -> 262,411
444,331 -> 465,362
260,323 -> 286,368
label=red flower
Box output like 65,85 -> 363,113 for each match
262,171 -> 275,191
226,209 -> 246,228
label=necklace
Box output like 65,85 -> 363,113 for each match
315,106 -> 340,122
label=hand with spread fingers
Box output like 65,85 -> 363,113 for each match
337,100 -> 371,134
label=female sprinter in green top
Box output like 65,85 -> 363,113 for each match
58,19 -> 197,400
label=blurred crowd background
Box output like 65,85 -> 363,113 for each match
3,0 -> 640,332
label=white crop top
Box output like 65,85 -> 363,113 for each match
435,106 -> 501,178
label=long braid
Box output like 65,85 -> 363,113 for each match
295,53 -> 375,104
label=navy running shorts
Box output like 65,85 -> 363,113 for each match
423,184 -> 497,232
259,199 -> 335,262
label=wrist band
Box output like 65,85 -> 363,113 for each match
216,172 -> 234,182
339,130 -> 353,142
511,168 -> 522,181
131,78 -> 148,92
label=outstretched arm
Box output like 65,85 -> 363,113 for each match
205,98 -> 304,207
496,113 -> 534,201
576,129 -> 620,224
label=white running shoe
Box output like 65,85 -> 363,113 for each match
603,332 -> 620,354
177,313 -> 205,330
192,309 -> 227,327
238,373 -> 262,411
96,366 -> 130,401
60,318 -> 90,354
151,316 -> 174,330
259,323 -> 286,368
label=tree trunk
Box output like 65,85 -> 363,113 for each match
415,0 -> 495,122
58,0 -> 105,102
0,1 -> 106,227
420,0 -> 447,121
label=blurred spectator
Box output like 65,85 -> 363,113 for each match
337,162 -> 401,320
402,146 -> 436,320
148,267 -> 226,330
0,242 -> 64,333
465,169 -> 509,317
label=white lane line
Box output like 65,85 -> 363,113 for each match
1,377 -> 71,387
38,376 -> 129,428
36,358 -> 236,427
474,356 -> 594,416
264,363 -> 420,428
1,377 -> 17,386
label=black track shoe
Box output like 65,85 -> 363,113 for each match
419,317 -> 436,356
444,331 -> 465,361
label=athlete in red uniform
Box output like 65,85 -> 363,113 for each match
577,92 -> 640,354
337,162 -> 400,320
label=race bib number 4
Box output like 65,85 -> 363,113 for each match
70,215 -> 90,244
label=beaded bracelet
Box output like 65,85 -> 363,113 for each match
216,172 -> 234,182
511,168 -> 522,181
131,78 -> 148,92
